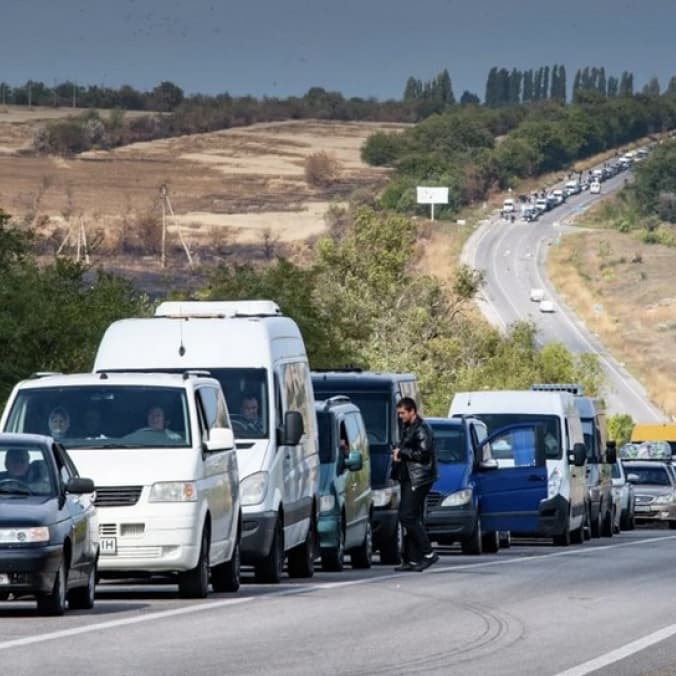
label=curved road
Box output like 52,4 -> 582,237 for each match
462,170 -> 665,422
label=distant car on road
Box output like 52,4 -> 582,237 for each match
530,288 -> 545,302
590,181 -> 602,195
539,300 -> 555,313
0,433 -> 98,616
625,461 -> 676,528
612,459 -> 635,531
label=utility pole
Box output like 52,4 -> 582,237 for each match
159,183 -> 193,270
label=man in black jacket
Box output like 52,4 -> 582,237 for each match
392,397 -> 439,572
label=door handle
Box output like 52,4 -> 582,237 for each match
528,475 -> 545,482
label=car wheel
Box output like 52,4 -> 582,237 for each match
379,522 -> 403,565
350,518 -> 373,569
570,523 -> 585,544
482,530 -> 499,554
553,522 -> 571,547
590,507 -> 602,539
68,558 -> 97,610
288,517 -> 316,579
211,540 -> 241,593
254,516 -> 284,584
37,558 -> 67,616
321,519 -> 345,572
178,527 -> 210,598
461,519 -> 483,555
601,507 -> 614,538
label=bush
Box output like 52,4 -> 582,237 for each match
304,152 -> 340,188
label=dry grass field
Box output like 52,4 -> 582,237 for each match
0,114 -> 406,268
548,223 -> 676,418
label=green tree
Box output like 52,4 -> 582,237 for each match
460,90 -> 480,105
642,76 -> 661,97
607,414 -> 634,445
522,69 -> 534,103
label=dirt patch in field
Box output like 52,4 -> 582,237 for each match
548,227 -> 676,417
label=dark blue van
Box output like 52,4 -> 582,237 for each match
311,371 -> 420,565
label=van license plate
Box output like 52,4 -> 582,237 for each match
635,506 -> 651,513
0,574 -> 9,585
100,537 -> 117,555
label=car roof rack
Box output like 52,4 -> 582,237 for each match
323,395 -> 352,408
182,370 -> 212,380
530,383 -> 584,395
28,372 -> 62,379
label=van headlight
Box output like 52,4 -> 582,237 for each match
0,527 -> 50,544
149,482 -> 197,502
548,469 -> 562,498
372,488 -> 393,508
240,472 -> 269,506
320,495 -> 336,513
441,488 -> 473,507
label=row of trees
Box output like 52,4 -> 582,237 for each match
485,65 -> 567,107
362,93 -> 676,216
572,68 -> 635,101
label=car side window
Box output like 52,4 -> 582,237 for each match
195,391 -> 209,443
198,387 -> 218,430
345,413 -> 362,453
52,443 -> 74,485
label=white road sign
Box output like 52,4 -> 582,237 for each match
416,186 -> 449,205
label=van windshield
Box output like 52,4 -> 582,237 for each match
313,391 -> 389,447
316,412 -> 335,463
581,419 -> 595,457
5,386 -> 191,448
105,367 -> 270,439
430,427 -> 466,464
471,414 -> 562,459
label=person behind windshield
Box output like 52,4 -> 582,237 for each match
143,406 -> 182,440
1,447 -> 31,482
83,407 -> 107,439
48,407 -> 70,440
239,394 -> 263,435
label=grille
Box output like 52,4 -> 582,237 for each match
120,523 -> 145,537
95,486 -> 143,507
425,492 -> 444,511
99,523 -> 117,537
115,547 -> 163,559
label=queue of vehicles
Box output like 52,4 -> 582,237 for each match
0,299 -> 668,616
504,145 -> 650,223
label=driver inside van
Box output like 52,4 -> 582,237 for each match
239,394 -> 263,435
140,406 -> 182,440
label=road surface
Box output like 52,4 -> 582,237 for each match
462,172 -> 665,422
2,530 -> 676,675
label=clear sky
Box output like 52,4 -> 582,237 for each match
1,0 -> 674,99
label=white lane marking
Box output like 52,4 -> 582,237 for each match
1,534 -> 675,652
553,624 -> 676,676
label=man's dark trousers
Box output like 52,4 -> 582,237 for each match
399,480 -> 433,564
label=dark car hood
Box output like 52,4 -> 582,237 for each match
0,495 -> 59,527
433,463 -> 470,495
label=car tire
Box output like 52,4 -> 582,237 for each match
379,522 -> 403,565
590,507 -> 602,539
482,530 -> 499,554
255,516 -> 284,584
570,523 -> 584,544
321,519 -> 345,572
553,522 -> 571,547
287,517 -> 316,579
68,558 -> 97,610
350,518 -> 373,569
461,519 -> 482,555
211,540 -> 241,593
37,558 -> 67,616
178,527 -> 210,598
620,510 -> 631,530
601,507 -> 614,538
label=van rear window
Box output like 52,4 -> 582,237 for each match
472,414 -> 562,459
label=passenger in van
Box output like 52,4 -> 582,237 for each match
48,407 -> 70,441
392,397 -> 439,573
143,406 -> 182,440
239,394 -> 263,435
82,407 -> 107,439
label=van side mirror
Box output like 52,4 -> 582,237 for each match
205,427 -> 234,452
606,441 -> 617,465
345,450 -> 363,472
569,443 -> 587,467
281,411 -> 303,446
626,473 -> 639,484
65,477 -> 95,494
479,458 -> 499,471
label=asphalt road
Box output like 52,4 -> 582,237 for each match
462,171 -> 665,422
2,529 -> 676,675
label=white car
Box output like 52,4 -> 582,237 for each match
612,460 -> 635,530
590,181 -> 601,195
530,288 -> 545,302
539,300 -> 555,313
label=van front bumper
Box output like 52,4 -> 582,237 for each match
241,510 -> 278,563
425,504 -> 478,541
536,494 -> 570,536
0,545 -> 63,595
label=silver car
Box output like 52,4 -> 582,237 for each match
612,460 -> 635,531
624,461 -> 676,528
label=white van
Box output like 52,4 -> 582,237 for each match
449,390 -> 588,545
93,300 -> 320,583
502,198 -> 516,214
1,372 -> 241,596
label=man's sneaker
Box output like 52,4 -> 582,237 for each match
393,561 -> 416,572
414,552 -> 439,572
